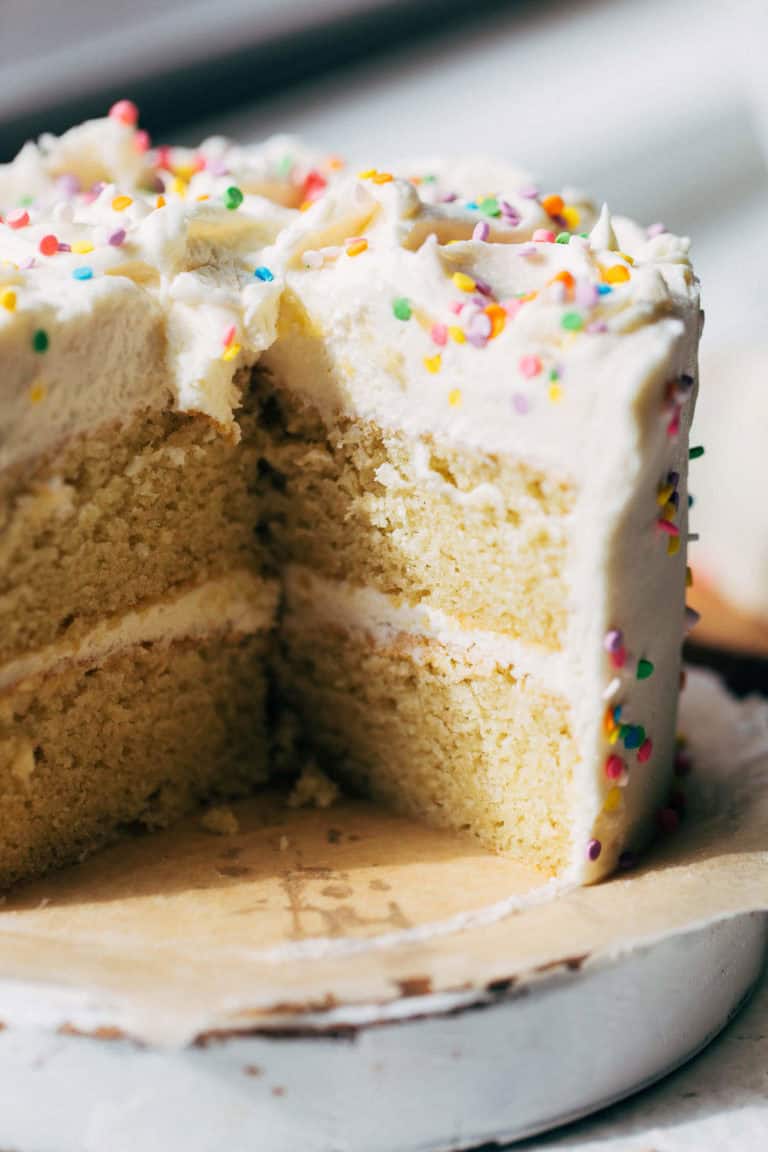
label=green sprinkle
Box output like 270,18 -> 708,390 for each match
223,186 -> 244,211
478,196 -> 501,218
689,444 -> 705,460
421,174 -> 437,184
549,368 -> 559,381
393,297 -> 412,321
561,311 -> 584,331
276,155 -> 293,180
18,194 -> 34,207
555,231 -> 571,244
637,658 -> 654,680
32,329 -> 49,353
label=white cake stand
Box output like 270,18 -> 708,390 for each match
0,668 -> 764,1152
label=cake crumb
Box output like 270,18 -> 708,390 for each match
200,805 -> 240,837
288,761 -> 339,810
279,835 -> 290,852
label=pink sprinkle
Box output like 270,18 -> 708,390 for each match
519,354 -> 542,378
438,192 -> 458,203
503,298 -> 523,319
7,208 -> 30,229
647,222 -> 667,238
109,99 -> 139,127
449,301 -> 463,315
108,228 -> 127,247
610,646 -> 627,670
56,173 -> 81,197
499,200 -> 521,225
472,220 -> 490,242
638,738 -> 653,764
512,393 -> 530,414
667,413 -> 681,438
575,281 -> 599,309
519,184 -> 539,199
586,320 -> 608,333
605,755 -> 626,782
657,519 -> 679,537
155,146 -> 173,171
532,228 -> 556,243
431,322 -> 448,347
134,129 -> 151,153
518,243 -> 538,258
222,324 -> 236,347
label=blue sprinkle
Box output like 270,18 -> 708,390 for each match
596,284 -> 613,295
72,266 -> 93,281
623,725 -> 643,751
612,705 -> 623,723
254,266 -> 274,282
466,200 -> 478,210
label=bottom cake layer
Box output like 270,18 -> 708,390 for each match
278,567 -> 580,876
0,602 -> 274,888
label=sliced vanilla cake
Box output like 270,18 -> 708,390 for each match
0,104 -> 701,887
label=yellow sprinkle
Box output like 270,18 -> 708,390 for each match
562,205 -> 580,230
357,168 -> 377,179
448,387 -> 462,406
221,342 -> 242,362
448,326 -> 466,344
604,263 -> 630,284
656,483 -> 674,506
620,251 -> 635,265
111,195 -> 133,212
686,565 -> 693,587
299,200 -> 313,212
156,195 -> 166,209
548,383 -> 563,404
424,354 -> 442,374
603,787 -> 623,814
170,177 -> 187,198
195,193 -> 210,202
667,535 -> 681,556
663,501 -> 677,521
372,172 -> 393,184
608,726 -> 620,746
172,163 -> 198,182
28,380 -> 46,405
0,288 -> 16,311
71,240 -> 94,255
346,239 -> 368,257
452,272 -> 476,293
327,155 -> 345,171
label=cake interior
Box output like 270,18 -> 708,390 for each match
1,358 -> 585,886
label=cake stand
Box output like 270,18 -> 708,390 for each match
0,666 -> 764,1152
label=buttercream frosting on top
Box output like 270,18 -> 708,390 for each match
0,104 -> 698,475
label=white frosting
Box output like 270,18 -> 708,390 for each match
0,572 -> 277,693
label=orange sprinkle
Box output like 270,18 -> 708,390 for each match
424,354 -> 442,374
372,172 -> 394,184
448,388 -> 462,406
603,264 -> 630,284
603,708 -> 617,738
484,303 -> 506,339
346,239 -> 368,257
299,200 -> 313,212
519,290 -> 538,303
327,155 -> 345,171
553,270 -> 575,290
111,195 -> 133,212
541,194 -> 564,217
156,195 -> 166,209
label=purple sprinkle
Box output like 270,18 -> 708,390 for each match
466,331 -> 489,349
512,393 -> 530,414
473,276 -> 493,296
91,181 -> 106,196
586,320 -> 608,333
57,242 -> 71,253
519,184 -> 539,199
587,838 -> 602,862
500,200 -> 521,226
685,606 -> 701,634
208,159 -> 230,177
519,243 -> 537,258
19,257 -> 36,270
575,281 -> 599,309
466,311 -> 492,338
618,850 -> 636,870
667,470 -> 680,489
56,173 -> 81,197
604,629 -> 623,653
108,228 -> 127,247
647,222 -> 667,238
472,220 -> 490,242
438,192 -> 458,203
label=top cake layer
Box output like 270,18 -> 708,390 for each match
0,104 -> 699,485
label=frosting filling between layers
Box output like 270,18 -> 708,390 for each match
0,572 -> 278,693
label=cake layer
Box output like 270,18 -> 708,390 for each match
0,374 -> 268,666
256,373 -> 574,648
0,632 -> 270,888
279,566 -> 579,874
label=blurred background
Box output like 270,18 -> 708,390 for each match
2,0 -> 767,665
